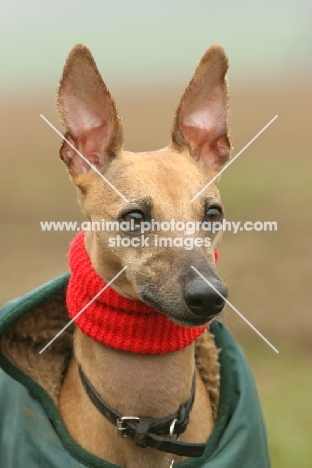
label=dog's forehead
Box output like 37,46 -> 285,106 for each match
102,149 -> 221,213
118,149 -> 211,183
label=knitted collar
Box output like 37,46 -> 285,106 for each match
66,232 -> 218,354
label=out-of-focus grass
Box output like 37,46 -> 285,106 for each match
241,340 -> 312,468
219,153 -> 312,212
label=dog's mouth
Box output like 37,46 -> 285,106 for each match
140,291 -> 219,328
139,272 -> 227,328
171,314 -> 216,328
171,310 -> 221,328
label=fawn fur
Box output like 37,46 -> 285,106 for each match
57,43 -> 231,468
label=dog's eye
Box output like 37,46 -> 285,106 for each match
205,206 -> 223,223
121,210 -> 145,231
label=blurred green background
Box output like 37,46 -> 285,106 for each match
1,1 -> 311,466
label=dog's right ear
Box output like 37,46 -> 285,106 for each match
57,44 -> 123,176
171,45 -> 231,174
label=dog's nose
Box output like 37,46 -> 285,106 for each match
184,278 -> 228,317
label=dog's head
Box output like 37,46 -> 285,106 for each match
57,44 -> 231,327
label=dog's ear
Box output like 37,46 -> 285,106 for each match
172,45 -> 231,173
57,44 -> 123,175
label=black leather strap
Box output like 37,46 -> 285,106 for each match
78,364 -> 206,457
123,425 -> 206,456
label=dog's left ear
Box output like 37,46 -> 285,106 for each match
172,45 -> 231,173
57,44 -> 123,177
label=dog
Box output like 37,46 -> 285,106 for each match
0,44 -> 270,468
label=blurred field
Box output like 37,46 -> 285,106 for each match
244,339 -> 312,467
1,79 -> 311,467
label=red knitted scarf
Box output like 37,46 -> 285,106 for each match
66,232 -> 218,354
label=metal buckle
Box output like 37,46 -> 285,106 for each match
116,416 -> 140,437
169,418 -> 179,438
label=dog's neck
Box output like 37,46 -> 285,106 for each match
75,328 -> 196,419
59,330 -> 212,468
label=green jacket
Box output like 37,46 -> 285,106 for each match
0,274 -> 270,467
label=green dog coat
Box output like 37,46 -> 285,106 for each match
0,274 -> 270,467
